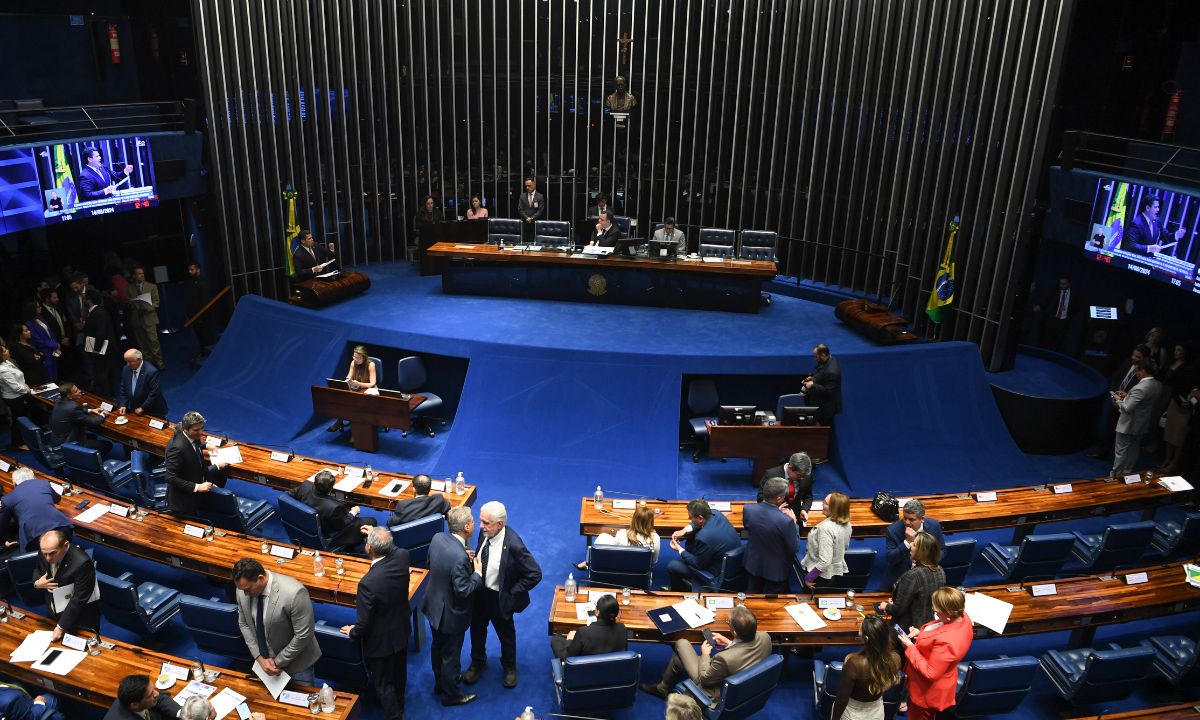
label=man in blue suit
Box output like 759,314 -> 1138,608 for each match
667,499 -> 742,591
0,682 -> 65,720
884,499 -> 945,586
0,466 -> 73,551
424,506 -> 482,707
114,349 -> 167,418
77,147 -> 132,202
464,500 -> 542,689
1123,196 -> 1185,255
743,477 -> 801,593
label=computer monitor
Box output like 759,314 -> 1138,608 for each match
718,405 -> 757,425
780,406 -> 820,426
648,239 -> 678,259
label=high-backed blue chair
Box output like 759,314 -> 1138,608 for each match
128,450 -> 168,511
941,538 -> 977,587
698,228 -> 736,258
1150,511 -> 1200,557
687,379 -> 720,462
396,356 -> 444,438
694,545 -> 746,593
195,487 -> 274,534
389,512 -> 444,568
97,571 -> 181,635
315,620 -> 368,686
774,393 -> 807,421
551,650 -> 641,714
1139,635 -> 1197,686
18,417 -> 65,472
613,215 -> 633,239
534,220 -> 571,247
1040,644 -> 1154,705
814,660 -> 905,720
798,547 -> 875,592
179,594 -> 247,661
6,551 -> 43,605
60,442 -> 133,497
585,545 -> 654,590
739,230 -> 778,261
1069,521 -> 1156,571
278,493 -> 330,551
676,653 -> 784,720
488,217 -> 523,245
980,533 -> 1075,582
953,656 -> 1040,717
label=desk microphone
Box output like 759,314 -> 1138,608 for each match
702,493 -> 752,499
577,578 -> 658,596
209,430 -> 295,460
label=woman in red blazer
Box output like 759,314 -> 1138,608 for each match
897,586 -> 973,720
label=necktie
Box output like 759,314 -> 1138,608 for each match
1122,367 -> 1138,392
1056,290 -> 1067,320
131,370 -> 139,396
480,538 -> 491,581
255,595 -> 270,658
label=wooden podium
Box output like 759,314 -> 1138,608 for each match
706,422 -> 831,484
290,270 -> 371,308
311,385 -> 425,453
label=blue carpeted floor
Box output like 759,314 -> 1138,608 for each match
6,262 -> 1195,718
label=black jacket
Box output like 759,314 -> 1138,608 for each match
808,355 -> 842,423
164,428 -> 226,517
102,693 -> 181,720
49,398 -> 103,447
35,542 -> 99,633
387,493 -> 450,527
347,548 -> 412,657
424,532 -> 482,635
551,620 -> 628,659
287,482 -> 365,550
474,526 -> 542,619
292,243 -> 337,280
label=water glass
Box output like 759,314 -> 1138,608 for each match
736,592 -> 746,606
621,587 -> 631,606
308,694 -> 321,715
335,557 -> 345,575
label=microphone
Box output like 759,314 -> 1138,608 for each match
207,429 -> 295,460
576,578 -> 658,596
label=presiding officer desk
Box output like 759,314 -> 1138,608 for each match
578,472 -> 1189,544
0,458 -> 427,608
30,387 -> 476,512
0,606 -> 361,718
549,558 -> 1200,648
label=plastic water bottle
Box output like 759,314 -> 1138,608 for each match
319,683 -> 335,713
365,465 -> 373,482
455,471 -> 466,495
521,707 -> 535,720
593,485 -> 604,509
564,573 -> 577,602
313,551 -> 325,577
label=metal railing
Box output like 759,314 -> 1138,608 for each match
0,100 -> 191,143
1060,131 -> 1200,187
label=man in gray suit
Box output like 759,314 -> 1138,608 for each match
640,605 -> 773,700
233,558 -> 322,685
1112,357 -> 1163,477
652,217 -> 687,255
424,506 -> 483,706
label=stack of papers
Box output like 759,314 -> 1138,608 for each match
1184,564 -> 1200,588
211,446 -> 243,465
10,631 -> 54,662
671,598 -> 716,629
333,475 -> 364,492
173,679 -> 216,703
210,687 -> 248,720
75,503 -> 111,524
784,603 -> 827,631
1160,476 -> 1195,492
964,592 -> 1014,634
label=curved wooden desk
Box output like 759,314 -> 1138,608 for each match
1096,704 -> 1200,719
30,387 -> 475,512
0,607 -> 360,718
0,458 -> 427,607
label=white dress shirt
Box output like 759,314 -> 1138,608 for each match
0,360 -> 29,400
483,527 -> 505,591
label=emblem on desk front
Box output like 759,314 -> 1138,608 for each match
587,273 -> 607,296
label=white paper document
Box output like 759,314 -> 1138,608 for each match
964,592 -> 1013,634
51,580 -> 101,610
74,503 -> 111,524
83,337 -> 109,355
173,679 -> 216,703
709,502 -> 732,512
32,647 -> 87,675
332,475 -> 363,492
784,602 -> 827,631
211,445 -> 243,465
210,687 -> 248,720
612,499 -> 636,510
9,630 -> 53,662
253,662 -> 292,699
133,292 -> 154,307
574,602 -> 596,625
671,598 -> 716,629
587,590 -> 616,604
204,435 -> 222,449
1160,476 -> 1195,492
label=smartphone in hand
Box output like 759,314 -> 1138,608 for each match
702,628 -> 716,647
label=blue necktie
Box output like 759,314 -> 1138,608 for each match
255,595 -> 270,658
130,370 -> 139,397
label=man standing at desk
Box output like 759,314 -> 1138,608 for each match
518,178 -> 545,242
233,558 -> 322,685
802,343 -> 842,427
165,411 -> 229,520
292,231 -> 338,280
0,466 -> 73,552
115,349 -> 167,418
34,529 -> 99,639
77,146 -> 132,201
653,217 -> 687,255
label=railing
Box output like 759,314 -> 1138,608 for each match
0,99 -> 192,142
1061,131 -> 1200,187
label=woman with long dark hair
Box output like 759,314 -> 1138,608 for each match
833,615 -> 902,720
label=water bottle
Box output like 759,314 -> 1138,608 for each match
365,465 -> 373,482
313,551 -> 325,577
521,707 -> 536,720
455,471 -> 465,495
593,485 -> 604,509
319,683 -> 335,713
564,573 -> 577,602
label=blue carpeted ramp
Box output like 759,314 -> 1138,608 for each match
835,342 -> 1038,494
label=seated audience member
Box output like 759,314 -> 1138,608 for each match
180,696 -> 265,720
550,593 -> 628,660
832,616 -> 902,720
798,492 -> 852,590
34,529 -> 99,640
586,192 -> 611,218
0,682 -> 64,720
575,504 -> 660,570
666,692 -> 703,720
878,532 -> 944,632
287,469 -> 377,552
328,345 -> 378,432
897,587 -> 973,720
0,466 -> 73,551
115,349 -> 167,418
759,451 -> 815,515
652,217 -> 687,255
639,605 -> 772,701
8,324 -> 49,388
667,499 -> 742,591
883,499 -> 944,586
104,674 -> 182,720
387,473 -> 451,526
49,381 -> 112,456
744,477 -> 802,593
1,342 -> 34,450
465,194 -> 489,220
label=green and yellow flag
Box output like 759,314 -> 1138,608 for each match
925,215 -> 959,324
283,186 -> 300,279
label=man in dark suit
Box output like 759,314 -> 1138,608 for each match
424,506 -> 483,706
77,147 -> 133,202
517,177 -> 545,242
550,593 -> 627,660
288,470 -> 376,552
81,289 -> 117,396
1123,196 -> 1185,255
387,474 -> 450,526
49,381 -> 112,456
760,452 -> 815,516
464,500 -> 542,689
33,529 -> 99,640
802,343 -> 842,427
883,499 -> 945,586
0,682 -> 65,720
185,262 -> 219,361
103,674 -> 181,720
292,231 -> 338,280
340,528 -> 411,720
1033,276 -> 1077,352
164,411 -> 229,520
114,349 -> 167,418
743,477 -> 801,593
0,466 -> 73,551
590,210 -> 622,248
667,499 -> 742,592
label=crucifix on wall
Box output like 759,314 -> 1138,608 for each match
618,32 -> 632,67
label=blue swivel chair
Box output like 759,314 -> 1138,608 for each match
687,379 -> 720,462
1069,521 -> 1156,571
1139,635 -> 1197,686
551,651 -> 641,714
797,547 -> 876,592
585,545 -> 654,590
5,551 -> 44,606
1150,511 -> 1200,557
179,594 -> 247,662
278,493 -> 331,551
534,220 -> 571,247
941,538 -> 977,587
980,533 -> 1076,582
488,218 -> 523,245
698,228 -> 736,258
613,215 -> 633,239
17,417 -> 65,472
396,356 -> 444,438
195,487 -> 274,534
694,545 -> 747,593
96,571 -> 181,635
128,450 -> 168,511
1040,644 -> 1154,705
814,660 -> 906,720
60,442 -> 133,497
315,620 -> 368,686
388,512 -> 444,568
676,653 -> 784,720
953,656 -> 1041,717
738,230 -> 778,261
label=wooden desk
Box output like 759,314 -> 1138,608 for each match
1095,704 -> 1200,719
577,473 -> 1188,544
310,385 -> 424,453
0,458 -> 427,607
289,270 -> 371,308
30,388 -> 476,513
419,220 -> 489,276
548,559 -> 1200,647
0,607 -> 360,718
705,422 -> 831,482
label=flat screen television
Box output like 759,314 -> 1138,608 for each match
717,405 -> 757,425
36,136 -> 158,222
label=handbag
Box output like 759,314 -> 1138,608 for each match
871,491 -> 899,522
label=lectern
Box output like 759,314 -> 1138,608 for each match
310,385 -> 425,453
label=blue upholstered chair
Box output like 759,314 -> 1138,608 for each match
814,660 -> 906,720
488,217 -> 523,245
694,545 -> 746,593
613,215 -> 633,239
698,228 -> 736,258
774,393 -> 807,421
739,230 -> 778,261
1139,635 -> 1197,686
17,416 -> 65,471
953,656 -> 1040,717
314,620 -> 368,686
941,538 -> 977,587
396,356 -> 444,438
980,533 -> 1075,582
551,650 -> 641,714
179,594 -> 247,661
687,379 -> 720,462
585,545 -> 654,590
797,547 -> 876,592
194,487 -> 274,534
676,653 -> 784,720
534,220 -> 571,247
6,551 -> 44,606
1040,644 -> 1154,705
278,493 -> 330,551
128,450 -> 168,511
1150,511 -> 1200,557
60,442 -> 133,497
389,512 -> 444,568
96,571 -> 181,635
1069,521 -> 1156,571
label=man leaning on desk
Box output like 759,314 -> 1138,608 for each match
292,230 -> 338,280
33,529 -> 99,640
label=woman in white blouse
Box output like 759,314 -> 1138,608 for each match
0,343 -> 32,451
575,504 -> 661,570
799,492 -> 853,589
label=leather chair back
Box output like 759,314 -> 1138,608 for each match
390,512 -> 444,567
278,493 -> 328,550
488,218 -> 523,244
555,650 -> 641,714
699,228 -> 736,258
1009,533 -> 1075,581
315,620 -> 368,686
18,417 -> 64,470
535,220 -> 571,245
1080,521 -> 1155,570
953,656 -> 1039,717
179,594 -> 246,660
586,545 -> 654,590
739,230 -> 777,261
708,654 -> 784,720
941,538 -> 977,587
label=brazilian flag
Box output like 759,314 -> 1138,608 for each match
283,186 -> 300,279
925,215 -> 959,324
53,144 -> 77,207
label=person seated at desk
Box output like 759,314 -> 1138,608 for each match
104,674 -> 182,720
34,529 -> 99,640
639,605 -> 772,701
49,381 -> 112,456
181,696 -> 265,720
0,682 -> 65,720
465,194 -> 489,220
589,211 -> 621,248
328,344 -> 378,433
666,499 -> 742,592
550,593 -> 627,660
288,469 -> 377,553
388,473 -> 451,526
573,504 -> 659,571
653,217 -> 687,256
292,230 -> 338,280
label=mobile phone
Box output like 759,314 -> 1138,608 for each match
40,649 -> 62,665
702,628 -> 715,646
893,623 -> 906,637
235,703 -> 252,720
75,499 -> 91,510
